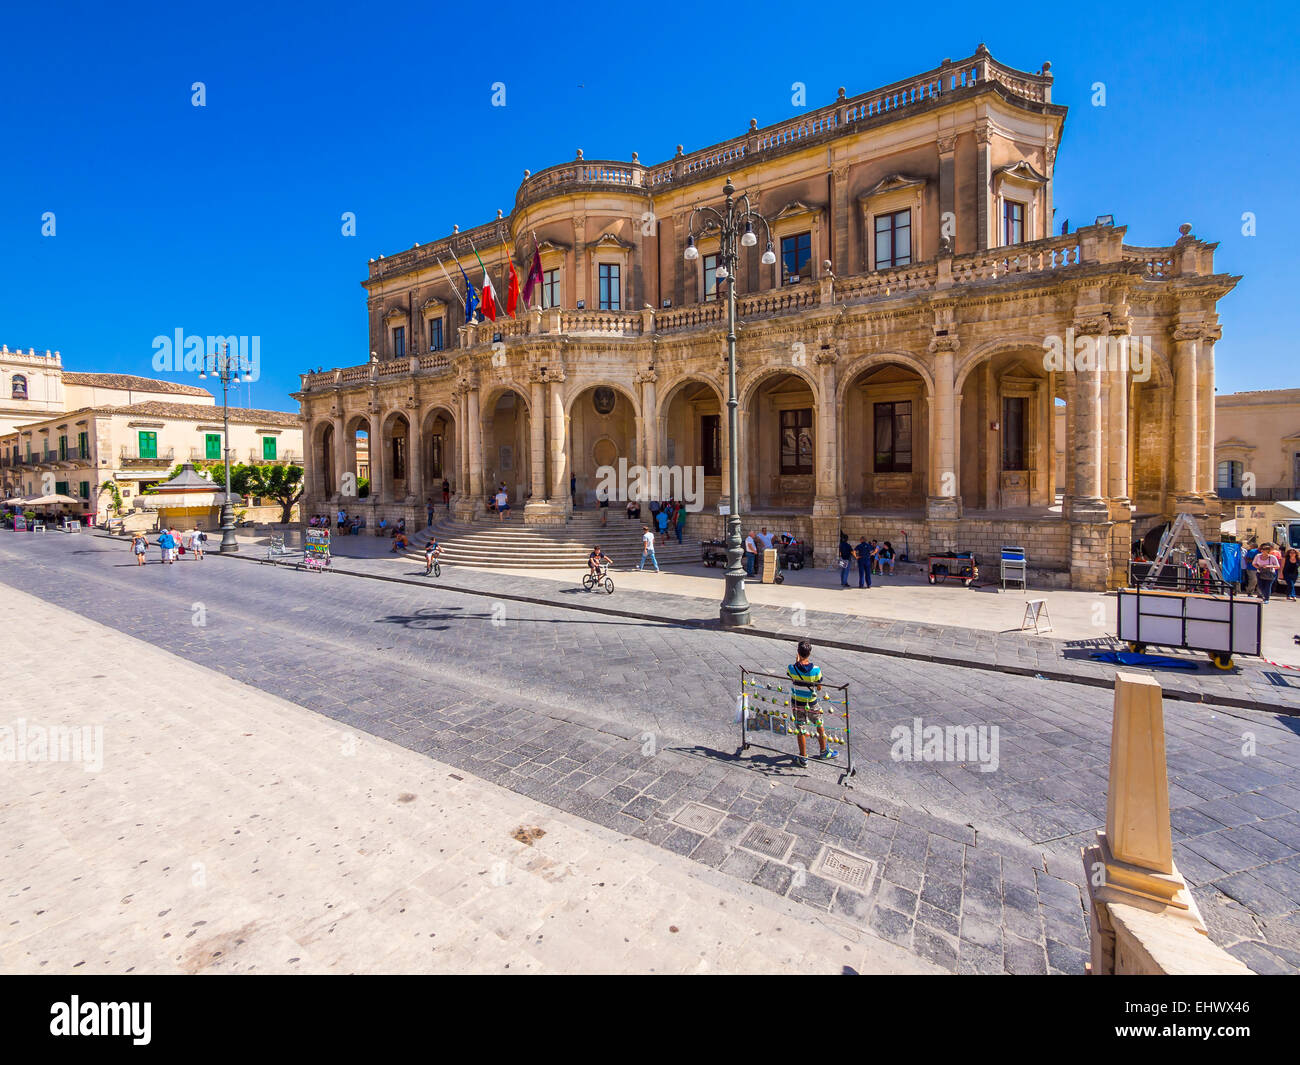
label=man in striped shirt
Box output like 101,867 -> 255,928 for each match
787,639 -> 834,768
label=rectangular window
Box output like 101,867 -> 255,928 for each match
78,431 -> 89,458
779,408 -> 814,475
55,480 -> 68,496
205,433 -> 222,460
392,326 -> 405,358
1004,200 -> 1025,246
1002,396 -> 1028,471
703,254 -> 719,302
79,481 -> 89,499
138,431 -> 157,459
598,264 -> 621,310
874,210 -> 912,269
701,414 -> 721,477
780,232 -> 811,283
428,317 -> 443,352
262,436 -> 277,461
542,268 -> 560,309
873,401 -> 913,473
58,434 -> 68,460
430,435 -> 444,479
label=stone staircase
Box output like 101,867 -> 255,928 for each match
407,510 -> 702,570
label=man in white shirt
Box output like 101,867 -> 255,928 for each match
758,527 -> 775,550
494,488 -> 510,521
743,532 -> 757,577
638,524 -> 660,572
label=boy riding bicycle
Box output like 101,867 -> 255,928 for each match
587,545 -> 610,578
424,538 -> 443,575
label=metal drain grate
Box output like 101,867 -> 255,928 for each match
672,802 -> 726,834
815,847 -> 876,891
739,823 -> 795,861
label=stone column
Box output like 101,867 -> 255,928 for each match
548,373 -> 569,513
1072,338 -> 1104,505
937,133 -> 957,253
1171,323 -> 1200,503
975,123 -> 991,251
529,377 -> 546,502
367,406 -> 384,508
639,371 -> 658,474
812,350 -> 841,565
331,415 -> 346,501
467,384 -> 484,502
927,340 -> 961,519
1068,323 -> 1112,590
1197,324 -> 1220,498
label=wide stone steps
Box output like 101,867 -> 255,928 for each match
405,513 -> 701,570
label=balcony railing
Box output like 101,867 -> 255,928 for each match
248,449 -> 299,465
307,226 -> 1222,394
119,447 -> 174,467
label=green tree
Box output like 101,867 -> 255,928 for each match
97,479 -> 124,517
244,463 -> 305,523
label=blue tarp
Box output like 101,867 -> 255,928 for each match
1090,651 -> 1203,671
1218,541 -> 1242,584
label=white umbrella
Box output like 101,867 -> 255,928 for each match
1,497 -> 29,506
24,494 -> 82,506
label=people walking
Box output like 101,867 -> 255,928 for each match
838,532 -> 853,588
744,530 -> 758,577
426,498 -> 435,527
638,524 -> 660,572
494,486 -> 510,521
192,528 -> 206,560
1282,547 -> 1299,602
1255,542 -> 1281,603
674,503 -> 686,544
442,479 -> 450,509
157,527 -> 176,564
1243,541 -> 1260,595
132,533 -> 148,566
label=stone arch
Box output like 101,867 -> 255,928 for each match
739,362 -> 820,410
563,379 -> 641,421
566,382 -> 640,506
379,409 -> 412,503
658,374 -> 727,507
310,418 -> 336,499
342,413 -> 373,500
955,334 -> 1049,396
479,385 -> 531,504
834,351 -> 935,410
742,368 -> 819,510
836,354 -> 934,512
421,404 -> 458,502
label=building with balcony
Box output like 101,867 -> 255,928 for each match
1214,389 -> 1300,502
295,45 -> 1238,589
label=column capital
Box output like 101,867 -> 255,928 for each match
1171,322 -> 1207,342
936,133 -> 957,156
634,369 -> 658,385
928,335 -> 960,354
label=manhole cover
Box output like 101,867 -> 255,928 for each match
815,847 -> 876,891
672,802 -> 726,834
739,823 -> 794,861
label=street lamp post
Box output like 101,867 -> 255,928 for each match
684,179 -> 777,628
199,341 -> 251,553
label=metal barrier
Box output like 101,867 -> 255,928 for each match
739,666 -> 855,785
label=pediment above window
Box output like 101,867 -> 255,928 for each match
860,175 -> 927,200
994,161 -> 1049,186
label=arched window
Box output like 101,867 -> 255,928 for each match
11,375 -> 27,400
1216,459 -> 1243,498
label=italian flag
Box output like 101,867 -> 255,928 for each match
474,249 -> 497,322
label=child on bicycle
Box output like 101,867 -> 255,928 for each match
787,640 -> 834,768
424,538 -> 443,574
588,545 -> 610,578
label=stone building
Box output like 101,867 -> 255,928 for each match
1213,389 -> 1300,502
296,46 -> 1238,589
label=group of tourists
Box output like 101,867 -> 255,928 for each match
1244,542 -> 1299,603
835,534 -> 897,589
335,510 -> 367,535
132,527 -> 207,565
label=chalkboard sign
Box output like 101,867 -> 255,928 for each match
13,515 -> 26,532
303,527 -> 331,570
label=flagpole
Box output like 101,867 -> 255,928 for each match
432,251 -> 466,310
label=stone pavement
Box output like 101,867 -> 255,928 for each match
259,532 -> 1300,715
0,583 -> 935,974
5,531 -> 1300,973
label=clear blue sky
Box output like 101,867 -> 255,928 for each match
2,0 -> 1294,410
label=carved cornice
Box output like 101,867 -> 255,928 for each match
1171,323 -> 1206,342
936,133 -> 957,155
633,369 -> 658,385
928,336 -> 961,354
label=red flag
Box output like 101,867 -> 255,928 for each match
521,236 -> 544,308
506,258 -> 520,318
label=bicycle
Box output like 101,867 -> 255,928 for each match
582,563 -> 614,594
424,550 -> 442,578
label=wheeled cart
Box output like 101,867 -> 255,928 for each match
928,552 -> 978,587
1116,586 -> 1262,670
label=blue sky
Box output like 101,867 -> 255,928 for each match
1,0 -> 1294,410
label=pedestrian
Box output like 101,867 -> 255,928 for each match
337,507 -> 346,531
674,502 -> 686,544
570,472 -> 576,507
180,527 -> 193,558
494,486 -> 510,521
1255,542 -> 1281,603
656,505 -> 669,538
744,530 -> 758,577
192,528 -> 206,560
426,498 -> 434,527
758,527 -> 775,551
132,533 -> 147,566
1283,547 -> 1299,602
838,532 -> 853,588
1243,541 -> 1260,595
854,535 -> 874,589
598,481 -> 609,526
787,639 -> 834,768
638,524 -> 659,572
442,479 -> 450,509
157,527 -> 176,564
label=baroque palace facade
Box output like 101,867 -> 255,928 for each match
296,46 -> 1238,590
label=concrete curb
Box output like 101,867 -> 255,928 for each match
102,531 -> 1287,718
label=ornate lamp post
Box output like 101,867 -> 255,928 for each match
199,341 -> 251,553
684,179 -> 777,628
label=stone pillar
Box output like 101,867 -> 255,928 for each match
467,385 -> 484,501
548,374 -> 569,513
975,123 -> 991,251
812,351 -> 842,564
529,377 -> 546,502
937,133 -> 957,253
331,415 -> 346,501
367,407 -> 384,508
1197,325 -> 1220,499
1106,358 -> 1132,587
1171,324 -> 1200,504
639,372 -> 658,474
1073,341 -> 1104,505
927,341 -> 961,520
1068,325 -> 1112,590
1081,673 -> 1251,975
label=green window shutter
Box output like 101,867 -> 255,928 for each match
59,435 -> 68,459
206,433 -> 222,460
262,436 -> 277,460
79,481 -> 89,498
78,431 -> 89,458
139,431 -> 157,459
55,481 -> 68,496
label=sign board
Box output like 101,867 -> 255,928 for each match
303,527 -> 331,570
717,504 -> 730,516
13,515 -> 26,531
